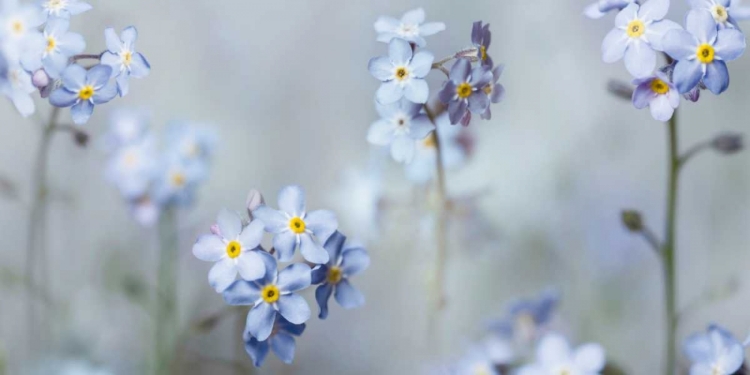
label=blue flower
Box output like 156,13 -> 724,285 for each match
1,63 -> 36,116
488,289 -> 559,341
128,195 -> 161,227
517,333 -> 606,375
452,346 -> 499,375
0,1 -> 45,60
105,135 -> 157,199
37,0 -> 92,20
367,97 -> 435,163
584,0 -> 638,19
374,8 -> 445,47
311,232 -> 369,319
243,315 -> 305,367
368,38 -> 434,104
405,112 -> 468,184
683,324 -> 745,375
252,185 -> 338,264
632,71 -> 680,121
688,0 -> 741,29
104,109 -> 150,151
223,252 -> 312,341
479,65 -> 505,120
49,64 -> 117,124
663,10 -> 746,94
21,17 -> 85,79
151,152 -> 204,207
438,58 -> 493,124
164,122 -> 217,170
101,26 -> 150,97
601,0 -> 680,78
471,21 -> 493,67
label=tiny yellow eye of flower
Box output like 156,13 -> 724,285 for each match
225,240 -> 242,258
696,43 -> 715,63
650,78 -> 669,95
45,36 -> 56,52
712,5 -> 728,22
288,217 -> 306,234
456,82 -> 473,99
394,66 -> 409,81
480,45 -> 487,61
626,20 -> 645,38
11,21 -> 23,34
261,284 -> 280,303
327,266 -> 343,284
171,172 -> 186,187
123,51 -> 133,66
422,133 -> 436,148
78,85 -> 94,100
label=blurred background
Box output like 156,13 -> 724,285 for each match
1,0 -> 750,373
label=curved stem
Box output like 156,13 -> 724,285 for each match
663,111 -> 679,375
155,209 -> 179,375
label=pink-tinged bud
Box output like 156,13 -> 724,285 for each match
210,224 -> 221,236
31,69 -> 49,89
246,189 -> 265,219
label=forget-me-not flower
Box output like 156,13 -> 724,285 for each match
152,152 -> 204,206
105,136 -> 157,199
0,0 -> 45,60
683,324 -> 746,375
37,0 -> 92,20
632,71 -> 680,121
368,38 -> 434,104
585,0 -> 638,19
438,58 -> 493,124
688,0 -> 741,28
367,97 -> 435,163
601,0 -> 681,78
374,8 -> 445,47
21,18 -> 85,79
471,20 -> 493,67
406,113 -> 467,184
223,251 -> 312,341
252,185 -> 338,264
663,10 -> 746,94
479,65 -> 505,120
104,109 -> 150,151
1,63 -> 36,116
243,315 -> 305,367
489,289 -> 559,341
312,231 -> 369,319
49,64 -> 117,124
101,26 -> 150,97
517,333 -> 606,375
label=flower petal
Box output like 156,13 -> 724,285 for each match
61,63 -> 86,91
410,51 -> 434,78
277,294 -> 311,324
129,52 -> 151,78
420,22 -> 446,36
703,60 -> 729,94
663,29 -> 699,60
366,119 -> 396,146
334,279 -> 365,309
239,219 -> 265,249
409,115 -> 435,140
638,0 -> 669,21
376,81 -> 404,104
305,209 -> 338,242
615,3 -> 639,28
209,257 -> 237,293
574,343 -> 606,372
391,135 -> 416,163
48,88 -> 78,107
624,40 -> 656,78
299,233 -> 329,264
104,27 -> 122,53
86,64 -> 112,87
686,9 -> 718,43
71,100 -> 94,125
192,234 -> 226,262
222,279 -> 261,305
401,8 -> 425,24
278,185 -> 305,217
537,333 -> 572,365
646,19 -> 682,51
340,247 -> 370,277
714,28 -> 746,61
602,28 -> 628,63
315,283 -> 333,319
450,58 -> 471,83
272,231 -> 297,262
468,92 -> 490,113
245,303 -> 276,341
244,338 -> 269,368
403,79 -> 429,103
277,263 -> 311,293
270,333 -> 296,364
121,26 -> 138,48
649,94 -> 675,121
368,56 -> 394,81
217,208 -> 242,239
388,38 -> 413,66
252,206 -> 288,233
236,250 -> 266,281
322,232 -> 346,265
92,80 -> 117,104
374,16 -> 399,33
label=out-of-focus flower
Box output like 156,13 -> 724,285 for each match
312,231 -> 370,319
129,195 -> 160,227
479,65 -> 505,120
367,97 -> 434,163
0,0 -> 45,60
438,58 -> 493,124
21,18 -> 85,79
584,0 -> 637,19
632,71 -> 680,121
223,252 -> 312,341
164,122 -> 217,169
151,152 -> 204,206
683,324 -> 745,375
406,112 -> 468,184
374,8 -> 445,47
244,315 -> 305,367
49,64 -> 117,124
471,21 -> 493,67
101,26 -> 150,97
517,333 -> 606,375
37,0 -> 92,20
688,0 -> 740,28
601,0 -> 680,78
488,289 -> 559,342
1,63 -> 36,116
663,10 -> 746,94
368,38 -> 434,104
105,136 -> 157,199
192,209 -> 267,292
452,346 -> 498,375
103,109 -> 150,151
252,185 -> 338,264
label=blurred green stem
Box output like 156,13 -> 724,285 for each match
663,111 -> 679,375
155,208 -> 179,375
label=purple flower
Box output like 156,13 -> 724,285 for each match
368,38 -> 434,104
438,58 -> 493,125
480,65 -> 505,120
243,315 -> 305,367
311,232 -> 370,319
632,71 -> 680,121
471,21 -> 493,67
48,64 -> 117,125
374,8 -> 445,47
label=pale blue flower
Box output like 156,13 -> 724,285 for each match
452,346 -> 498,375
128,195 -> 161,227
632,71 -> 680,121
368,38 -> 434,104
0,0 -> 45,61
252,185 -> 338,264
37,0 -> 92,20
601,0 -> 681,78
438,58 -> 493,125
103,109 -> 150,151
480,65 -> 505,120
406,112 -> 468,184
517,333 -> 606,375
374,8 -> 445,47
311,232 -> 369,319
688,0 -> 741,28
48,64 -> 117,124
223,252 -> 312,341
585,0 -> 638,19
1,63 -> 36,116
105,135 -> 157,199
488,289 -> 559,340
367,97 -> 434,163
21,17 -> 85,79
192,209 -> 267,292
683,324 -> 745,375
243,315 -> 305,367
151,151 -> 205,207
101,26 -> 150,97
663,10 -> 746,94
164,122 -> 217,175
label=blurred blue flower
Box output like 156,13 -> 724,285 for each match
688,0 -> 740,29
367,97 -> 434,163
105,135 -> 157,199
223,251 -> 312,341
192,209 -> 267,292
1,63 -> 36,116
243,315 -> 305,367
488,289 -> 559,341
151,151 -> 205,206
601,0 -> 680,78
517,333 -> 606,375
164,122 -> 217,174
374,8 -> 445,47
632,71 -> 680,121
128,195 -> 161,227
584,0 -> 637,19
103,109 -> 150,151
471,21 -> 493,67
683,324 -> 745,375
452,346 -> 498,375
49,64 -> 117,124
101,26 -> 150,97
0,0 -> 45,60
368,38 -> 434,104
406,112 -> 468,184
252,185 -> 338,264
37,0 -> 92,20
438,58 -> 492,124
21,17 -> 85,79
480,65 -> 505,120
311,232 -> 369,319
663,10 -> 746,94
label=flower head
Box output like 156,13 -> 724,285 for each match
632,71 -> 680,121
105,135 -> 157,199
488,289 -> 559,342
601,0 -> 681,78
21,17 -> 85,79
104,109 -> 150,151
688,0 -> 741,28
406,113 -> 468,184
368,38 -> 434,104
584,0 -> 638,19
243,315 -> 305,367
101,26 -> 150,97
49,64 -> 117,124
438,58 -> 493,124
164,122 -> 217,170
663,10 -> 746,94
152,152 -> 205,206
0,1 -> 45,60
367,97 -> 435,163
311,232 -> 370,319
517,333 -> 606,375
471,21 -> 493,67
252,185 -> 338,264
1,62 -> 36,116
683,324 -> 745,375
479,64 -> 505,120
374,8 -> 445,47
37,0 -> 92,20
223,252 -> 312,341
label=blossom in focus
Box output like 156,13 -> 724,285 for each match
21,17 -> 85,79
632,71 -> 680,121
49,64 -> 117,124
367,97 -> 435,163
688,0 -> 741,28
471,20 -> 493,67
479,64 -> 505,120
584,0 -> 638,19
683,324 -> 745,375
368,38 -> 434,104
243,315 -> 305,367
374,7 -> 445,47
312,232 -> 370,319
101,26 -> 150,97
438,58 -> 493,124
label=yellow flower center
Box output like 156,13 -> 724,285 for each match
123,151 -> 138,167
78,85 -> 94,100
288,217 -> 306,234
711,5 -> 728,22
456,82 -> 473,99
225,240 -> 241,259
46,36 -> 56,52
11,20 -> 23,35
122,51 -> 133,66
650,78 -> 669,95
170,171 -> 186,187
696,43 -> 715,63
711,365 -> 723,375
479,45 -> 487,61
422,133 -> 436,148
473,365 -> 491,375
626,20 -> 645,38
482,84 -> 493,95
394,66 -> 409,81
261,284 -> 280,303
327,266 -> 343,284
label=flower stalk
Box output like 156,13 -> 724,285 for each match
663,110 -> 679,375
155,208 -> 179,375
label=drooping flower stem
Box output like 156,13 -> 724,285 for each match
663,110 -> 679,375
155,208 -> 179,375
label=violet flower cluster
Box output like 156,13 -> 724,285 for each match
0,0 -> 150,124
103,110 -> 216,226
192,186 -> 370,367
591,0 -> 747,121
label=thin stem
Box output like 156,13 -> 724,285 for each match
678,140 -> 711,167
663,110 -> 679,375
641,225 -> 661,253
70,54 -> 101,63
155,209 -> 179,375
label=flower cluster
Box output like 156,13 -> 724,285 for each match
0,0 -> 149,123
103,110 -> 215,226
192,186 -> 370,367
592,0 -> 747,121
683,324 -> 749,375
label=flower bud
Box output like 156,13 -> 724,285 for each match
711,133 -> 743,155
210,224 -> 221,236
607,80 -> 633,100
246,189 -> 265,219
621,210 -> 643,232
73,129 -> 89,147
31,69 -> 49,89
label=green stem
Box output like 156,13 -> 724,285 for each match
155,208 -> 179,375
423,105 -> 448,312
663,111 -> 679,375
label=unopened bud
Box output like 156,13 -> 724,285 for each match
73,129 -> 89,147
711,133 -> 743,155
210,224 -> 221,236
31,69 -> 49,89
246,189 -> 265,219
607,80 -> 633,100
621,210 -> 643,232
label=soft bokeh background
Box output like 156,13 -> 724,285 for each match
1,0 -> 750,373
